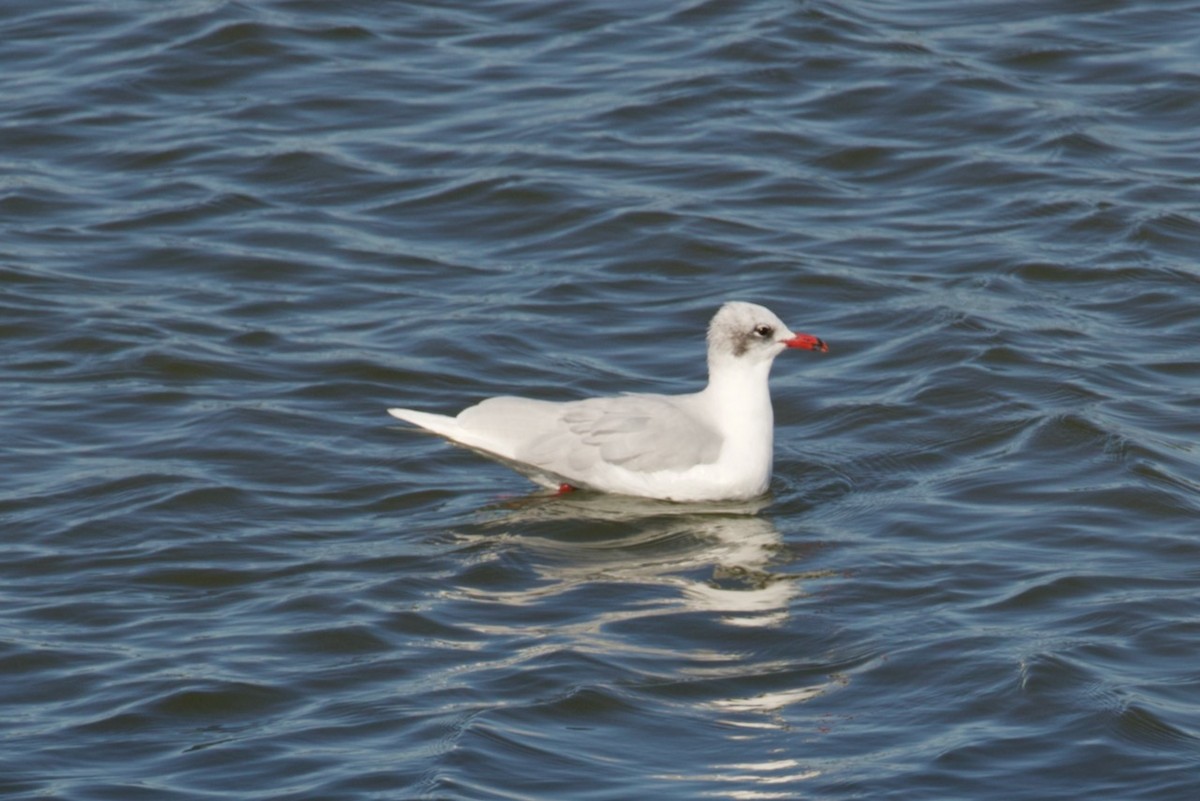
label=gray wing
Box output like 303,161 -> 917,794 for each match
519,393 -> 723,476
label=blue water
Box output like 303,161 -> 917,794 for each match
4,1 -> 1200,798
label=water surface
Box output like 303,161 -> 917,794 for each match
4,1 -> 1200,798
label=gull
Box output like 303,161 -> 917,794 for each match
387,301 -> 827,502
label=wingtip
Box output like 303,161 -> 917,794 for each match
386,407 -> 459,436
387,407 -> 428,427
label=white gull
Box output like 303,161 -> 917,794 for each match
387,301 -> 827,502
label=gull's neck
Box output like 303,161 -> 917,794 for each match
705,355 -> 775,415
701,354 -> 778,482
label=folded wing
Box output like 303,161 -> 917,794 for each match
514,393 -> 722,477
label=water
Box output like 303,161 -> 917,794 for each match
4,0 -> 1200,798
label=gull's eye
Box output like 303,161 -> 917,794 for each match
753,324 -> 774,338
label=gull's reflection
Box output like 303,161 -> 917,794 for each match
471,490 -> 815,627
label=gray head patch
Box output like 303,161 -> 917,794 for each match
731,330 -> 752,357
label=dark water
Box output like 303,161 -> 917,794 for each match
4,1 -> 1200,798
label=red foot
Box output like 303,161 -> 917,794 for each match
556,483 -> 576,495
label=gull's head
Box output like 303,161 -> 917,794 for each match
706,301 -> 827,370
